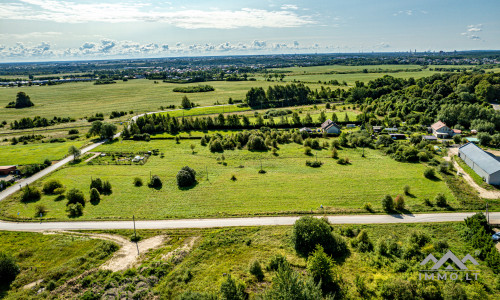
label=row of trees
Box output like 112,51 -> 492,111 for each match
10,116 -> 75,130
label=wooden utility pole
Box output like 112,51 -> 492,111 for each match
133,215 -> 139,255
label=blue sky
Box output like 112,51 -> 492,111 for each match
0,0 -> 499,62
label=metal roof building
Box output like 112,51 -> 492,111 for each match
458,142 -> 500,185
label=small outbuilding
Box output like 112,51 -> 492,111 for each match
372,126 -> 383,133
458,142 -> 500,185
0,166 -> 16,175
422,135 -> 438,142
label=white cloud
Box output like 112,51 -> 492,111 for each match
467,24 -> 482,32
0,31 -> 61,40
393,10 -> 413,16
0,1 -> 314,29
0,38 -> 328,60
462,24 -> 483,40
281,4 -> 298,10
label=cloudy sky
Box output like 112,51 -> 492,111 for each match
0,0 -> 499,62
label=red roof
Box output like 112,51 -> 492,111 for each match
431,121 -> 448,131
453,129 -> 462,134
0,166 -> 16,171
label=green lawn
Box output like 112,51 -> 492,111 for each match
0,138 -> 456,221
0,79 -> 322,123
160,105 -> 250,118
0,139 -> 90,165
0,231 -> 116,299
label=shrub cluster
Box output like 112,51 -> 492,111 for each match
177,166 -> 196,188
90,178 -> 112,195
305,160 -> 322,168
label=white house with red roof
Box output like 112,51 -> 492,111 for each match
431,121 -> 454,138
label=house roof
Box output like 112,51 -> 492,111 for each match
321,119 -> 340,130
453,129 -> 462,134
0,166 -> 16,171
431,121 -> 448,131
459,142 -> 500,175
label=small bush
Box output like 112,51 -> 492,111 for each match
332,148 -> 338,159
230,175 -> 237,181
133,177 -> 143,187
148,175 -> 163,189
21,186 -> 41,202
363,202 -> 374,213
90,188 -> 100,204
382,195 -> 393,212
423,198 -> 433,206
434,240 -> 449,252
102,180 -> 112,195
304,146 -> 312,155
43,179 -> 63,194
394,195 -> 405,211
267,255 -> 287,271
35,204 -> 47,216
0,252 -> 20,284
66,188 -> 85,206
351,230 -> 374,252
67,203 -> 84,217
177,166 -> 196,188
403,185 -> 410,195
305,160 -> 322,168
90,178 -> 103,192
45,280 -> 57,291
53,187 -> 66,195
249,260 -> 264,281
339,157 -> 350,165
435,193 -> 447,207
424,167 -> 436,179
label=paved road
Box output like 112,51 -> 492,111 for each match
0,212 -> 498,232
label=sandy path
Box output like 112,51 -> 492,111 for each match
45,231 -> 167,272
445,147 -> 500,199
84,152 -> 101,163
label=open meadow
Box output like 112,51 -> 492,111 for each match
0,139 -> 90,165
0,79 -> 324,123
0,138 -> 456,221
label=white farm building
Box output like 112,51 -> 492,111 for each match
458,142 -> 500,185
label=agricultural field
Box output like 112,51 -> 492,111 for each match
0,231 -> 116,299
0,138 -> 457,221
0,79 -> 323,123
0,139 -> 90,165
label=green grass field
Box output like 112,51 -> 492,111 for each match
0,231 -> 116,299
0,139 -> 90,165
159,104 -> 250,118
271,64 -> 425,74
0,79 -> 323,123
0,138 -> 456,221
